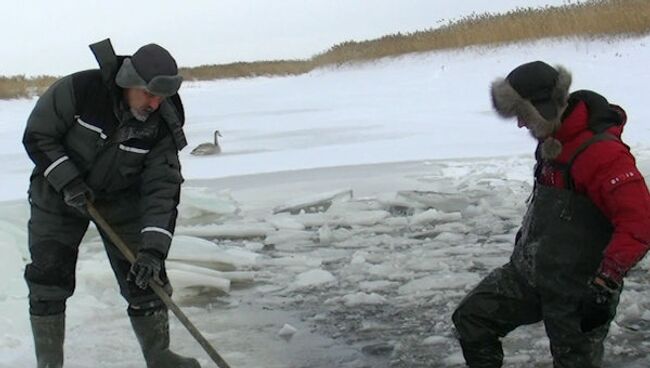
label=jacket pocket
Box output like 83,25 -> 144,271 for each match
89,145 -> 149,194
65,117 -> 107,171
107,147 -> 148,192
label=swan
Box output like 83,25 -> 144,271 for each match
191,130 -> 222,156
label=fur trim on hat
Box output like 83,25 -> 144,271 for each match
491,66 -> 572,159
116,58 -> 147,90
540,137 -> 563,160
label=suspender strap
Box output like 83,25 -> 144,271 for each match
563,132 -> 620,190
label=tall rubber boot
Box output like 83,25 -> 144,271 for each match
130,309 -> 201,368
30,314 -> 65,368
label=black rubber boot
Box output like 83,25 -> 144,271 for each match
130,309 -> 201,368
30,314 -> 64,368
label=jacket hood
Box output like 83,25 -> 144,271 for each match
89,39 -> 121,90
555,89 -> 626,140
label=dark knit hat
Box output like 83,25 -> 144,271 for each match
116,43 -> 183,97
491,61 -> 572,159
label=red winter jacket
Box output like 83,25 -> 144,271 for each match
537,95 -> 650,283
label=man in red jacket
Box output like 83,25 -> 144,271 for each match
452,61 -> 650,367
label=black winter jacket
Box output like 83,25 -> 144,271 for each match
23,39 -> 187,257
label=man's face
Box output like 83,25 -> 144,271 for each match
518,116 -> 542,140
125,88 -> 164,121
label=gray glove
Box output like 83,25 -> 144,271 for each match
128,250 -> 163,289
62,177 -> 94,214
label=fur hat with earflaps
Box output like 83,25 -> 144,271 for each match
491,61 -> 572,160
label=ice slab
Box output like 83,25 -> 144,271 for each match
273,189 -> 353,214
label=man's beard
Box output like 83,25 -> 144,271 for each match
131,106 -> 153,122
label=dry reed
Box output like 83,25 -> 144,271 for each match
2,0 -> 649,99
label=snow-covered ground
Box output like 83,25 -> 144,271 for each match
3,32 -> 650,368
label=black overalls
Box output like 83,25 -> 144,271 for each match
453,133 -> 621,368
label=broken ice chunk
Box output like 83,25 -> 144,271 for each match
273,189 -> 353,214
277,323 -> 298,341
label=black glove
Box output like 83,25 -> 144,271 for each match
128,250 -> 163,289
62,178 -> 94,214
579,276 -> 620,333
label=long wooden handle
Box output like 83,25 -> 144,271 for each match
87,202 -> 231,368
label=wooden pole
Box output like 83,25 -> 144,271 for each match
87,203 -> 231,368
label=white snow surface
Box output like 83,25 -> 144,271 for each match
2,33 -> 650,367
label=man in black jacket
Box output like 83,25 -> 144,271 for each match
23,39 -> 200,367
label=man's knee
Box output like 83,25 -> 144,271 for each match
25,240 -> 78,288
127,301 -> 166,317
25,240 -> 79,315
